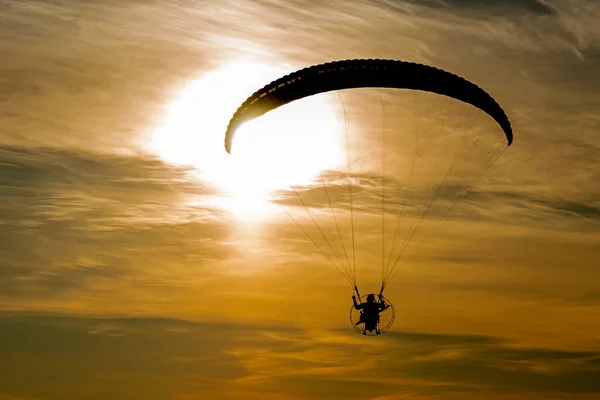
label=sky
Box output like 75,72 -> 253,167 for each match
1,0 -> 600,399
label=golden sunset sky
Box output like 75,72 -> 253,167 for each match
1,0 -> 600,399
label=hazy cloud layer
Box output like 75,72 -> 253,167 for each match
1,313 -> 600,399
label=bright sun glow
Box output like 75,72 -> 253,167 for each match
149,60 -> 344,221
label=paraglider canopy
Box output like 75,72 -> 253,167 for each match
225,59 -> 512,154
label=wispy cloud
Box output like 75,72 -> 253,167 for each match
0,145 -> 234,306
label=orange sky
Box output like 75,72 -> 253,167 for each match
1,0 -> 600,399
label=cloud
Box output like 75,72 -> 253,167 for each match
393,0 -> 556,16
0,145 -> 236,304
453,188 -> 600,230
386,332 -> 600,394
1,311 -> 600,398
0,313 -> 254,400
399,0 -> 600,58
0,144 -> 221,226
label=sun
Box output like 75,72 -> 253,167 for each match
148,60 -> 344,221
